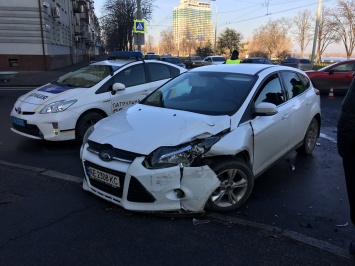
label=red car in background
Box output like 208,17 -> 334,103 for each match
305,59 -> 355,94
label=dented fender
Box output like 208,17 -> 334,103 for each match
125,158 -> 220,212
180,166 -> 220,212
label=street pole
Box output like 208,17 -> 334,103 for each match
311,0 -> 322,64
137,0 -> 142,51
209,1 -> 217,55
214,6 -> 217,55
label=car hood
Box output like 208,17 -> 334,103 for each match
17,83 -> 85,106
90,104 -> 231,155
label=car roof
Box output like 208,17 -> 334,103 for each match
189,63 -> 288,75
91,51 -> 144,67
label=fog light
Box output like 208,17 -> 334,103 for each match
52,122 -> 59,135
174,189 -> 185,199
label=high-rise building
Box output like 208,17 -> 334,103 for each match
0,0 -> 100,71
173,0 -> 214,48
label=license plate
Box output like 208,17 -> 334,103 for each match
88,166 -> 120,188
11,116 -> 26,127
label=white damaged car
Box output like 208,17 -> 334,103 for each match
80,64 -> 321,214
10,51 -> 186,142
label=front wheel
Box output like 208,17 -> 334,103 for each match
206,158 -> 254,213
296,117 -> 319,155
76,112 -> 104,143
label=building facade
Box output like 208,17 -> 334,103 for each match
0,0 -> 100,71
173,0 -> 214,49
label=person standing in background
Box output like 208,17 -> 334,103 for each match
337,73 -> 355,254
225,50 -> 241,64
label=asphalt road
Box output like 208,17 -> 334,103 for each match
1,163 -> 353,265
1,88 -> 354,261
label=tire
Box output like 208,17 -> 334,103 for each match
296,117 -> 319,155
206,158 -> 254,213
76,112 -> 104,142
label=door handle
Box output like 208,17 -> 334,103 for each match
282,113 -> 290,120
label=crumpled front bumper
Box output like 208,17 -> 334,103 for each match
82,153 -> 220,213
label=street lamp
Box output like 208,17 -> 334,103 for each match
209,0 -> 218,55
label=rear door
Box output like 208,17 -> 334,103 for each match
280,71 -> 313,149
146,62 -> 180,91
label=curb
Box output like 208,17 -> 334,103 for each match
0,159 -> 353,262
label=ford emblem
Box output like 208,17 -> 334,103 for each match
99,151 -> 112,161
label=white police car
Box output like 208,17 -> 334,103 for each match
80,63 -> 321,214
10,51 -> 187,141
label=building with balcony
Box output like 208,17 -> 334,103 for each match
0,0 -> 100,71
173,0 -> 214,48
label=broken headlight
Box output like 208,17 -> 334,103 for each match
148,136 -> 220,169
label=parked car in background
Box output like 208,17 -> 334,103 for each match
306,59 -> 355,94
80,64 -> 321,214
144,54 -> 160,60
241,57 -> 273,65
160,56 -> 186,68
201,56 -> 226,66
185,56 -> 203,68
279,58 -> 312,71
10,51 -> 187,142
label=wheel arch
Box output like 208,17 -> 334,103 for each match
314,113 -> 321,138
76,108 -> 108,128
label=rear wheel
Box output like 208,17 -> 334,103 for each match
76,112 -> 104,142
206,158 -> 254,213
296,117 -> 319,155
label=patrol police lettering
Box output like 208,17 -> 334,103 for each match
112,99 -> 140,109
29,93 -> 48,100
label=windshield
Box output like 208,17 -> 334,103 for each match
53,65 -> 117,88
141,71 -> 256,115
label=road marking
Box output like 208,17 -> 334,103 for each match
0,159 -> 82,183
320,133 -> 337,143
0,87 -> 35,91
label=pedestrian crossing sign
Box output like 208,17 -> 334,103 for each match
133,20 -> 146,33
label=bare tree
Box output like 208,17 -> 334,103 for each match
160,28 -> 174,55
252,18 -> 292,59
316,7 -> 340,61
292,10 -> 313,58
217,28 -> 243,55
332,0 -> 355,59
100,0 -> 154,51
144,34 -> 154,53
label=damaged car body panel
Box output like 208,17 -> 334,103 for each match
82,154 -> 220,212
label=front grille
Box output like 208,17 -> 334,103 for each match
127,177 -> 156,203
84,161 -> 125,198
12,123 -> 42,138
88,140 -> 143,162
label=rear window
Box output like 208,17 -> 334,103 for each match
213,57 -> 226,62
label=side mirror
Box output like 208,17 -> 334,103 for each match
112,83 -> 126,92
328,69 -> 335,75
111,83 -> 125,95
254,102 -> 278,116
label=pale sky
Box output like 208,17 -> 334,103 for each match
93,0 -> 343,54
